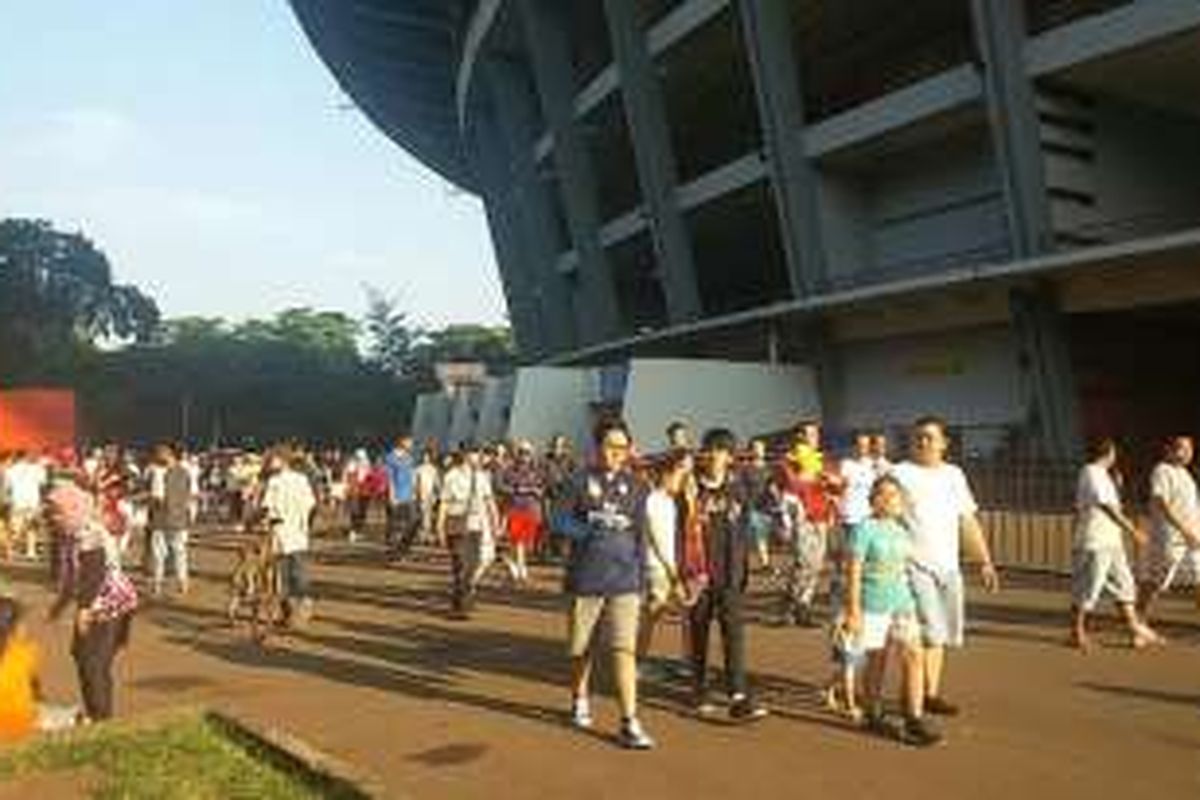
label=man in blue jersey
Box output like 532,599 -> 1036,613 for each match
560,417 -> 654,750
384,436 -> 416,558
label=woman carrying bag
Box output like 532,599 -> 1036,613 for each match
50,511 -> 137,722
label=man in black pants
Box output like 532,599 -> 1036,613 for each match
689,428 -> 768,721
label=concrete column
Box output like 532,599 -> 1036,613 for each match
518,0 -> 623,344
973,1 -> 1078,459
971,0 -> 1052,258
468,109 -> 545,359
484,57 -> 578,355
602,0 -> 702,322
1010,284 -> 1081,461
737,0 -> 827,297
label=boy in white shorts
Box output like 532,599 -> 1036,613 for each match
845,475 -> 939,747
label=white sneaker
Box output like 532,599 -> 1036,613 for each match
618,717 -> 655,750
570,699 -> 593,730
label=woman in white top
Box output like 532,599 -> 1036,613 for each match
1070,438 -> 1161,651
437,445 -> 500,616
636,449 -> 692,661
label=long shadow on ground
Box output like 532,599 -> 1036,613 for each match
144,599 -> 850,739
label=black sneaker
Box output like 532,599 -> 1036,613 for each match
862,708 -> 898,738
898,716 -> 943,748
729,696 -> 769,722
924,696 -> 960,717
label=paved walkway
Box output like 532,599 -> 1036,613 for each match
7,528 -> 1199,799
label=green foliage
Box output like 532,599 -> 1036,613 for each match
362,286 -> 418,378
79,307 -> 407,447
0,218 -> 159,383
0,715 -> 364,799
1,216 -> 518,446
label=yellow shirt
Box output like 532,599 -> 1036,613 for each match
0,634 -> 39,742
789,444 -> 824,477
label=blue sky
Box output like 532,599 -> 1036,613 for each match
0,0 -> 507,328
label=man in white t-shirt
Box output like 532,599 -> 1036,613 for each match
841,430 -> 891,530
892,416 -> 998,718
1138,435 -> 1200,621
5,451 -> 48,561
262,449 -> 318,627
1071,439 -> 1160,650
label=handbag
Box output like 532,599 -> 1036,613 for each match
91,566 -> 139,622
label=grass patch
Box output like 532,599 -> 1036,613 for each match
0,712 -> 368,799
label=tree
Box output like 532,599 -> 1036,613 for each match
411,324 -> 516,376
82,307 -> 411,447
0,218 -> 159,382
362,286 -> 419,378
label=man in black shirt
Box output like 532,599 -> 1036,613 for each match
689,428 -> 768,722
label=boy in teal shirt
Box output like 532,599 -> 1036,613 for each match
845,474 -> 940,747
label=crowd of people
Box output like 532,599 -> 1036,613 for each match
1,415 -> 1198,751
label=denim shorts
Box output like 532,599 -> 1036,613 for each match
908,567 -> 964,648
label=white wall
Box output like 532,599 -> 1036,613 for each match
621,359 -> 820,451
411,392 -> 452,452
508,366 -> 599,453
476,376 -> 516,443
447,385 -> 486,448
839,325 -> 1026,431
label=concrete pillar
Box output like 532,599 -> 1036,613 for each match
518,0 -> 623,344
468,109 -> 545,359
602,0 -> 702,322
484,57 -> 578,355
971,0 -> 1052,258
1010,284 -> 1081,461
737,0 -> 827,297
973,1 -> 1079,460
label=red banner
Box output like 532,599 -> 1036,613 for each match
0,389 -> 77,453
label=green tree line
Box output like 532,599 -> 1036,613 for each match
0,217 -> 515,446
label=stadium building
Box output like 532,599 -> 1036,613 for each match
291,1 -> 1200,460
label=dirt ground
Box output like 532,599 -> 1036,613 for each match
6,527 -> 1199,799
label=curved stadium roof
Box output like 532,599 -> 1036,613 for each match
289,0 -> 475,191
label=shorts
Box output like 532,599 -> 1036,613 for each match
1071,547 -> 1136,611
1143,540 -> 1200,592
909,568 -> 965,648
506,506 -> 542,548
568,593 -> 640,657
860,609 -> 920,651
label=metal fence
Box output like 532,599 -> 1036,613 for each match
965,456 -> 1079,575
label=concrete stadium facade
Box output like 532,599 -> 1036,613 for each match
291,0 -> 1200,460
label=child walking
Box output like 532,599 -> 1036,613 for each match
845,475 -> 941,747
